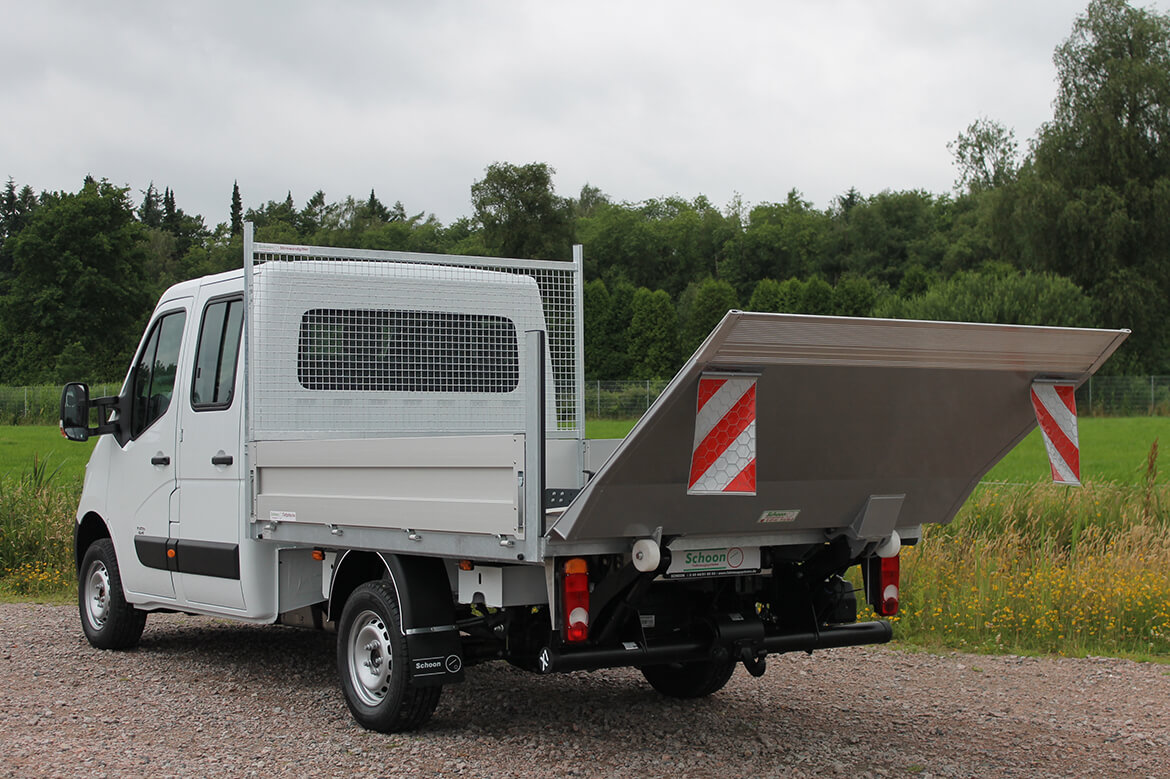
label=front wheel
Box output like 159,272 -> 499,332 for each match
336,580 -> 442,732
641,654 -> 738,698
78,538 -> 147,649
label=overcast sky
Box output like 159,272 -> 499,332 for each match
5,0 -> 1168,231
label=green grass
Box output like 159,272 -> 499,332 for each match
984,417 -> 1170,485
585,418 -> 639,439
0,426 -> 96,485
0,589 -> 72,605
0,453 -> 79,597
875,479 -> 1170,659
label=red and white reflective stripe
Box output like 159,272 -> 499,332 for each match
1030,381 -> 1080,486
688,375 -> 757,495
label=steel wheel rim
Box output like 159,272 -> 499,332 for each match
348,609 -> 392,706
84,560 -> 111,630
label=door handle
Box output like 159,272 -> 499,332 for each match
151,454 -> 171,466
211,453 -> 234,466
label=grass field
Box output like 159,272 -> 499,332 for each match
584,418 -> 641,440
0,427 -> 96,484
986,417 -> 1170,485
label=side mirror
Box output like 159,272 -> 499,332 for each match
60,382 -> 91,441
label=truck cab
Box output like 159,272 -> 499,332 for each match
70,271 -> 254,615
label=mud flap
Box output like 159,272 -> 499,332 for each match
383,554 -> 465,687
404,630 -> 464,687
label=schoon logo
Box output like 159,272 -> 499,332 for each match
684,548 -> 744,568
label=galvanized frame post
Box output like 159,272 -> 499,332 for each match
523,330 -> 546,561
242,222 -> 255,520
572,244 -> 586,486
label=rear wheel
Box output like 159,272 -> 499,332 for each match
78,539 -> 147,650
336,580 -> 442,732
641,655 -> 737,698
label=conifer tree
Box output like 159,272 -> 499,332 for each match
163,187 -> 178,232
0,178 -> 17,241
365,189 -> 390,222
230,181 -> 243,236
138,182 -> 163,227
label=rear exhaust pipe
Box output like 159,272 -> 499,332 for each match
538,621 -> 892,674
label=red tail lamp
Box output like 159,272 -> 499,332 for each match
563,558 -> 590,643
874,554 -> 899,616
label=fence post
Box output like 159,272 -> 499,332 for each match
1152,375 -> 1156,416
24,386 -> 29,418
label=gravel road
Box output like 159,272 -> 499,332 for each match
2,603 -> 1169,778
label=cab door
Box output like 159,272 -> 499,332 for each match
109,303 -> 190,600
174,283 -> 246,609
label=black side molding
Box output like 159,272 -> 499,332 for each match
134,536 -> 170,571
134,536 -> 240,580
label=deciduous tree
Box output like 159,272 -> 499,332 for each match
471,162 -> 573,259
1016,0 -> 1170,371
0,178 -> 152,382
949,118 -> 1020,193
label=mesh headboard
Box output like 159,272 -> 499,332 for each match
244,233 -> 582,442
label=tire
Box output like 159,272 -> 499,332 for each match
78,538 -> 147,650
641,655 -> 738,699
336,580 -> 442,732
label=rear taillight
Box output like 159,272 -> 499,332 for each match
563,558 -> 590,643
871,554 -> 900,616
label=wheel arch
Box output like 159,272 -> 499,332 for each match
328,550 -> 390,623
327,551 -> 456,633
74,512 -> 111,572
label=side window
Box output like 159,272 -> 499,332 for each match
296,308 -> 520,392
131,310 -> 187,439
192,297 -> 243,410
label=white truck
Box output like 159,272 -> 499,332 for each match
60,225 -> 1127,732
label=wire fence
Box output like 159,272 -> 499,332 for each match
4,376 -> 1170,425
1079,375 -> 1170,416
584,376 -> 1170,420
0,383 -> 121,426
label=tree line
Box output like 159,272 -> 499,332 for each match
0,0 -> 1167,383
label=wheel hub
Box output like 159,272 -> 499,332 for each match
348,611 -> 392,706
85,561 -> 111,629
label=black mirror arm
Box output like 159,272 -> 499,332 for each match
91,394 -> 122,438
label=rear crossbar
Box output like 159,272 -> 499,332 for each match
538,620 -> 893,673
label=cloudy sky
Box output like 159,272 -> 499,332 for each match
4,0 -> 1166,230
